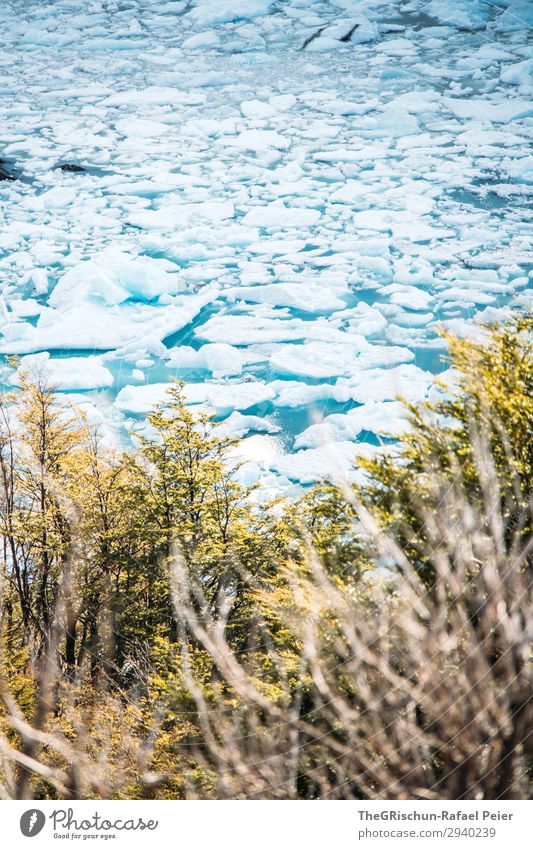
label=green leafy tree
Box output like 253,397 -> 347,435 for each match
357,314 -> 533,582
137,385 -> 283,620
10,369 -> 80,653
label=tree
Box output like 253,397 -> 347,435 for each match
137,384 -> 283,631
61,426 -> 156,679
4,368 -> 81,657
356,314 -> 533,584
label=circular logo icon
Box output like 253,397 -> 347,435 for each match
20,809 -> 46,837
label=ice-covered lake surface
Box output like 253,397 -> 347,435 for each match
0,0 -> 532,496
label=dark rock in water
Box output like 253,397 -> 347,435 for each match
0,159 -> 15,181
302,22 -> 360,49
302,26 -> 326,49
59,163 -> 86,173
339,23 -> 359,43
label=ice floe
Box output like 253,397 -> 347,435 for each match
9,352 -> 113,391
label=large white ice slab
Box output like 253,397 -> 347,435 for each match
49,252 -> 186,308
166,343 -> 245,377
9,352 -> 113,391
270,441 -> 380,485
294,401 -> 410,448
186,0 -> 273,26
115,380 -> 276,415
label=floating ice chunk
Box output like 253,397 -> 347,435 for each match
339,364 -> 433,404
166,343 -> 244,378
354,255 -> 393,280
494,0 -> 533,32
332,303 -> 388,336
10,352 -> 113,391
436,287 -> 496,307
224,282 -> 346,313
269,339 -> 412,379
186,0 -> 273,26
377,37 -> 417,55
360,344 -> 414,369
346,401 -> 410,436
356,107 -> 420,138
294,401 -> 408,448
386,312 -> 434,332
115,118 -> 171,138
182,31 -> 221,50
269,380 -> 350,409
438,269 -> 506,294
330,181 -> 377,204
314,145 -> 392,162
501,59 -> 533,92
215,411 -> 280,439
181,264 -> 227,283
270,341 -> 366,379
20,29 -> 77,48
471,43 -> 516,64
452,127 -> 524,151
248,239 -> 307,255
268,94 -> 296,111
385,286 -> 433,311
196,314 -> 354,346
46,85 -> 114,100
393,222 -> 454,242
167,225 -> 258,249
353,209 -> 453,241
38,188 -> 77,209
103,87 -> 205,107
396,133 -> 453,151
129,201 -> 235,230
7,299 -> 44,319
507,156 -> 533,183
22,268 -> 49,296
270,441 -> 377,485
184,382 -> 276,413
351,210 -> 402,232
294,418 -> 361,449
443,98 -> 532,122
331,237 -> 391,257
114,383 -> 170,414
1,290 -> 218,355
229,130 -> 290,152
240,100 -> 277,119
383,91 -> 442,115
426,0 -> 490,30
49,252 -> 185,308
186,72 -> 232,89
115,380 -> 275,415
242,206 -> 321,228
437,318 -> 491,342
316,99 -> 376,116
80,37 -> 145,52
229,459 -> 263,489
